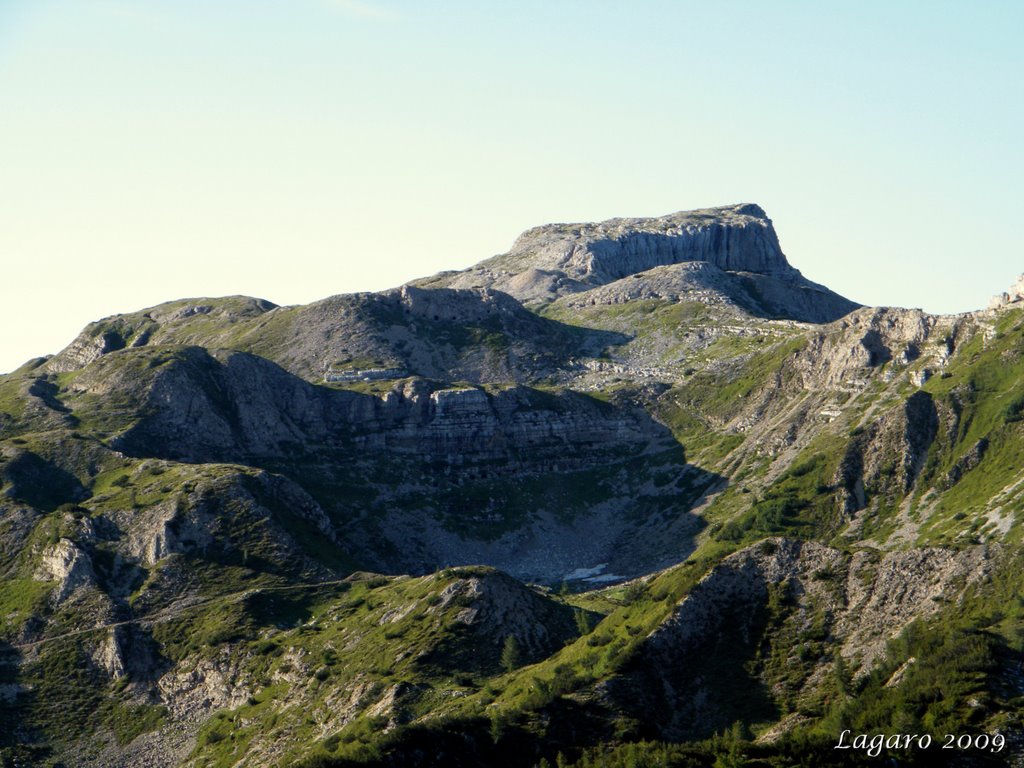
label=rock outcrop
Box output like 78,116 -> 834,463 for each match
33,538 -> 96,603
69,348 -> 654,468
989,273 -> 1024,309
505,204 -> 795,282
420,204 -> 858,322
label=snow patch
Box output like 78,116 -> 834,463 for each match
563,563 -> 607,581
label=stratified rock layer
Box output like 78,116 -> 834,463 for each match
420,204 -> 858,322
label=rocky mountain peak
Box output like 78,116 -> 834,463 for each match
416,204 -> 827,309
507,202 -> 795,283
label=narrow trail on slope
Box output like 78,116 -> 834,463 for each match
8,578 -> 354,652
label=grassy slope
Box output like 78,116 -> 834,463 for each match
3,301 -> 1024,765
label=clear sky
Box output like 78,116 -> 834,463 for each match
1,1 -> 1022,373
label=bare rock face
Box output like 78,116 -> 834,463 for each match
517,203 -> 795,284
423,205 -> 856,319
793,307 -> 969,392
833,389 -> 939,512
43,329 -> 128,374
130,471 -> 334,574
33,538 -> 96,603
91,628 -> 128,679
836,546 -> 991,666
68,348 -> 653,470
988,273 -> 1024,309
125,501 -> 181,567
158,650 -> 253,722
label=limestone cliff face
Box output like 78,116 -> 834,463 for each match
73,348 -> 652,467
423,204 -> 855,318
366,380 -> 648,463
33,538 -> 96,603
511,203 -> 794,284
792,307 -> 956,392
44,328 -> 129,374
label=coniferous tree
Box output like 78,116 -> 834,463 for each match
501,635 -> 522,672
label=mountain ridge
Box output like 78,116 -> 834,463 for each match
3,204 -> 1024,767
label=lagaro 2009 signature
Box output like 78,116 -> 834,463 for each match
834,729 -> 1006,756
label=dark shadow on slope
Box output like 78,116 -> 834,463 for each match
860,329 -> 892,366
26,379 -> 72,416
602,563 -> 782,741
0,641 -> 23,750
242,584 -> 345,628
733,273 -> 860,323
120,626 -> 172,684
0,450 -> 88,512
578,231 -> 859,324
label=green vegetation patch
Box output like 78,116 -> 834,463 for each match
0,579 -> 52,638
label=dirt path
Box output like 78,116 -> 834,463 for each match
9,578 -> 352,651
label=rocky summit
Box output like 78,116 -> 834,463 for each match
416,203 -> 859,322
2,205 -> 1024,767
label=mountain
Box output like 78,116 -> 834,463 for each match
1,205 -> 1023,767
414,203 -> 859,322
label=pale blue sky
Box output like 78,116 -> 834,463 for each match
1,1 -> 1022,372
